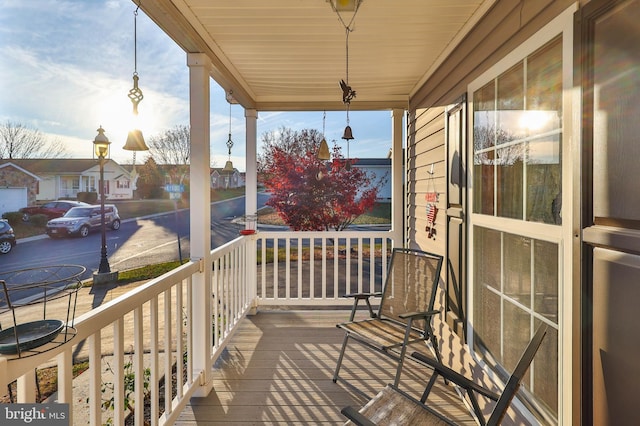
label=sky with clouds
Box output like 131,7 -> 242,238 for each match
0,0 -> 396,171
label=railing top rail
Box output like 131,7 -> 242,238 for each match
1,259 -> 201,378
256,230 -> 393,238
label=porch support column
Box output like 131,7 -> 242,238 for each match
245,109 -> 259,313
187,52 -> 213,396
245,109 -> 258,220
391,109 -> 404,247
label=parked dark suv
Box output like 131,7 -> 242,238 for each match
45,205 -> 121,238
20,200 -> 89,222
0,219 -> 17,254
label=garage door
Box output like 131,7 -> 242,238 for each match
0,188 -> 27,216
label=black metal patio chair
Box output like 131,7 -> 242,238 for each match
333,248 -> 444,387
341,324 -> 548,425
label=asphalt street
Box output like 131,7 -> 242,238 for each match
0,195 -> 271,282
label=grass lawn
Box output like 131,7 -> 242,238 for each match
257,202 -> 391,226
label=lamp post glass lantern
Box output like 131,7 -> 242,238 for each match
92,126 -> 115,281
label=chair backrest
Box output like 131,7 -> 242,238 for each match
487,324 -> 548,426
378,248 -> 443,327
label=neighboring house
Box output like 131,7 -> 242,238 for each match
0,162 -> 40,216
351,158 -> 391,201
0,159 -> 136,205
210,167 -> 243,189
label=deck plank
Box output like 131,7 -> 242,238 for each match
178,311 -> 476,425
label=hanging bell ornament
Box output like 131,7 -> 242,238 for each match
317,138 -> 330,160
123,129 -> 149,151
342,125 -> 354,140
223,160 -> 234,173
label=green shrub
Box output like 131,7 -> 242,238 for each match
30,214 -> 49,227
1,211 -> 22,226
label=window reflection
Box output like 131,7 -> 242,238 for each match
473,37 -> 562,225
473,226 -> 559,414
497,63 -> 525,140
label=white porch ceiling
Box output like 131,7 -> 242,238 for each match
138,0 -> 494,111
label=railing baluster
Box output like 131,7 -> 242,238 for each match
239,244 -> 245,310
186,276 -> 193,384
273,237 -> 279,299
309,237 -> 315,299
370,237 -> 375,293
321,237 -> 327,299
226,252 -> 232,323
56,347 -> 73,404
133,307 -> 144,426
17,368 -> 36,403
261,238 -> 266,299
232,249 -> 238,320
164,289 -> 172,417
213,258 -> 219,347
285,238 -> 291,300
211,258 -> 217,346
349,236 -> 352,293
88,331 -> 102,426
358,237 -> 364,293
334,237 -> 339,298
297,237 -> 303,299
114,317 -> 124,426
150,296 -> 159,426
176,280 -> 184,400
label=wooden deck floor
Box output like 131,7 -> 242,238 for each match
176,310 -> 477,425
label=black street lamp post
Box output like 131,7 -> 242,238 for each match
92,126 -> 117,283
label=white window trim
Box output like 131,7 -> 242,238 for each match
466,4 -> 577,424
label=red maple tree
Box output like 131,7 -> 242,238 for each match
260,128 -> 380,231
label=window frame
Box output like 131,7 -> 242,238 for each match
466,5 -> 577,424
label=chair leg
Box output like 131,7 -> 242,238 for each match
333,334 -> 350,383
467,390 -> 486,426
394,319 -> 415,387
420,370 -> 440,403
428,326 -> 443,365
393,350 -> 406,387
429,332 -> 448,385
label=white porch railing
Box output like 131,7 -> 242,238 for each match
0,230 -> 394,425
256,230 -> 393,305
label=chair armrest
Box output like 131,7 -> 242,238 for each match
343,292 -> 381,320
340,406 -> 377,426
344,292 -> 382,299
398,309 -> 440,320
411,351 -> 500,401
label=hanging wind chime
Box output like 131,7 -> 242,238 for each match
334,0 -> 361,171
122,0 -> 149,192
316,111 -> 330,180
223,92 -> 235,187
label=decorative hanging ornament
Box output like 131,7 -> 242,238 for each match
333,1 -> 361,170
123,0 -> 149,163
317,110 -> 330,161
223,92 -> 235,174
